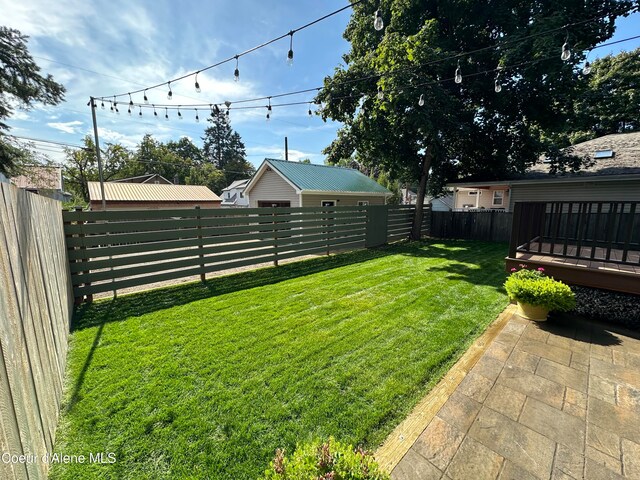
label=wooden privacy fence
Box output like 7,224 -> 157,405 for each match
63,205 -> 429,300
0,183 -> 73,480
430,210 -> 512,242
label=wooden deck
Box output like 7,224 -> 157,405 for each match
506,241 -> 640,295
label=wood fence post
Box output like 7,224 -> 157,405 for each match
273,208 -> 279,267
196,206 -> 205,282
74,206 -> 87,305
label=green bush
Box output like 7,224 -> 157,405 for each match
262,437 -> 390,480
505,267 -> 575,311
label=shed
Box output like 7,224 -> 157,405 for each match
244,159 -> 391,208
88,181 -> 221,210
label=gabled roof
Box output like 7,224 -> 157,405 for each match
11,166 -> 63,190
87,182 -> 221,202
245,158 -> 391,195
222,179 -> 250,192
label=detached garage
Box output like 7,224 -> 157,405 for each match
245,158 -> 391,208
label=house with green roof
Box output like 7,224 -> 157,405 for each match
244,158 -> 391,208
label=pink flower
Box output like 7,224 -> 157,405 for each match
510,268 -> 517,272
537,267 -> 545,272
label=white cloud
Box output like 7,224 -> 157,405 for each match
47,120 -> 83,134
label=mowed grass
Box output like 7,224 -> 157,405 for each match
51,240 -> 508,480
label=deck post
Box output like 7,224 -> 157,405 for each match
508,203 -> 523,259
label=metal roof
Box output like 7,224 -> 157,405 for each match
264,158 -> 390,194
87,182 -> 221,202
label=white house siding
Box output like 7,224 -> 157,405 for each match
247,169 -> 300,208
509,180 -> 640,211
454,187 -> 510,211
300,193 -> 386,206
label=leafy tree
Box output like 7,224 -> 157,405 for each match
570,48 -> 640,137
64,136 -> 131,201
185,163 -> 226,194
317,0 -> 635,239
0,26 -> 65,174
202,111 -> 255,186
298,158 -> 312,164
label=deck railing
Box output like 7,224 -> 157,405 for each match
509,201 -> 640,266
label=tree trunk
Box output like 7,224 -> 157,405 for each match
410,145 -> 433,240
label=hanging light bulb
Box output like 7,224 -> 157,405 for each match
167,81 -> 173,100
177,107 -> 182,119
114,96 -> 119,114
266,98 -> 272,121
373,9 -> 384,31
214,104 -> 221,114
582,61 -> 591,75
418,94 -> 425,107
377,85 -> 384,100
308,103 -> 313,116
127,106 -> 132,115
195,72 -> 201,93
561,37 -> 571,61
494,75 -> 502,93
143,89 -> 149,103
128,93 -> 134,107
454,61 -> 462,84
153,105 -> 158,117
109,101 -> 114,112
195,109 -> 200,123
287,31 -> 294,66
234,56 -> 240,82
165,107 -> 169,120
139,106 -> 142,116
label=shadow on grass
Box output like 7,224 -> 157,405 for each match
72,245 -> 398,331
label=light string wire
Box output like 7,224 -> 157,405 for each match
97,33 -> 640,118
97,0 -> 367,101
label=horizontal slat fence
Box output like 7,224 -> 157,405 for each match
0,183 -> 74,480
63,205 -> 429,299
430,210 -> 512,242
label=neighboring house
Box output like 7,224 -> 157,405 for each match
87,181 -> 222,210
401,187 -> 454,211
10,166 -> 71,202
448,132 -> 640,211
112,174 -> 174,185
244,159 -> 391,207
220,179 -> 250,208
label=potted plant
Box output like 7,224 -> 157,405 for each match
504,265 -> 576,321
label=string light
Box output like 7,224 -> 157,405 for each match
561,34 -> 571,61
234,56 -> 240,82
266,97 -> 272,121
167,81 -> 173,100
287,31 -> 294,66
308,103 -> 313,116
454,61 -> 462,84
377,85 -> 384,100
178,106 -> 182,119
101,100 -> 105,109
165,107 -> 169,120
373,9 -> 384,31
582,52 -> 592,75
153,105 -> 158,117
128,93 -> 134,107
195,72 -> 201,93
195,108 -> 200,122
494,75 -> 502,93
418,93 -> 425,107
139,106 -> 142,116
127,105 -> 132,115
110,101 -> 114,112
144,89 -> 149,103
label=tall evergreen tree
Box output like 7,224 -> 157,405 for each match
202,111 -> 255,186
0,26 -> 65,174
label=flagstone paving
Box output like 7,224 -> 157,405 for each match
391,311 -> 640,479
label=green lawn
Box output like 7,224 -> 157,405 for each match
51,240 -> 508,480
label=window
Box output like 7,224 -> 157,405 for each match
321,200 -> 336,207
467,190 -> 482,196
594,149 -> 614,159
239,192 -> 244,198
357,200 -> 369,206
492,190 -> 504,207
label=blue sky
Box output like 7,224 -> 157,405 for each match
2,0 -> 639,168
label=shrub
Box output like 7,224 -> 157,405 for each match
505,266 -> 575,312
262,437 -> 390,480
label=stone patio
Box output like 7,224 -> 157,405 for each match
390,308 -> 640,479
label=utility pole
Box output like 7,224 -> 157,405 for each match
89,96 -> 106,210
285,136 -> 289,161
